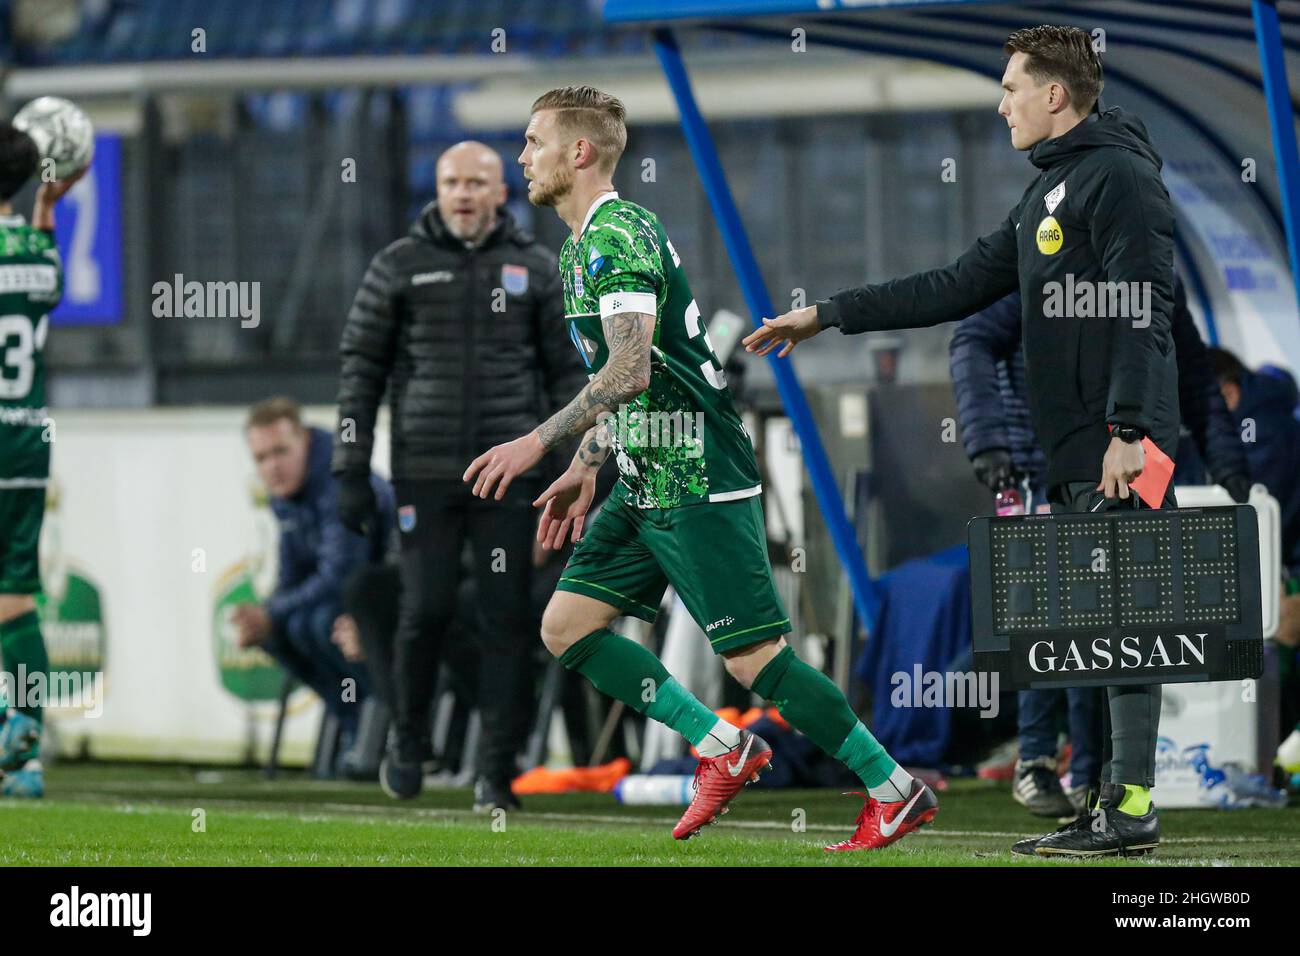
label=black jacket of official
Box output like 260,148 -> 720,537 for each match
819,105 -> 1181,490
332,203 -> 587,481
949,278 -> 1246,492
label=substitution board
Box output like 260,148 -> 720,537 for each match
969,506 -> 1263,690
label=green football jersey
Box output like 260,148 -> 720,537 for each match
559,193 -> 761,509
0,215 -> 61,484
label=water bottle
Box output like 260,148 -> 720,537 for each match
613,775 -> 695,805
995,480 -> 1025,517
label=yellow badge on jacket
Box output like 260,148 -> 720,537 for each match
1036,216 -> 1063,255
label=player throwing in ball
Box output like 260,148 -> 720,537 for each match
0,122 -> 87,798
462,86 -> 936,849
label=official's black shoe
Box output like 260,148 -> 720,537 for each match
1013,756 -> 1075,818
473,776 -> 521,813
1011,795 -> 1096,856
1034,783 -> 1159,858
379,749 -> 423,800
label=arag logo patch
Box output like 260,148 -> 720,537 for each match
1036,216 -> 1063,255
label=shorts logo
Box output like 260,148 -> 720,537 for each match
705,615 -> 735,633
1036,216 -> 1063,256
398,505 -> 417,533
501,263 -> 528,295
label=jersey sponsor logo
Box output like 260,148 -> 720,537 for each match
1035,216 -> 1064,255
587,245 -> 607,277
411,270 -> 454,286
398,504 -> 417,533
0,264 -> 58,294
501,263 -> 528,296
1044,180 -> 1066,215
0,405 -> 49,427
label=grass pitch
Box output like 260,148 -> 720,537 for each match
2,762 -> 1296,866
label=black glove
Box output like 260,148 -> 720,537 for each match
336,472 -> 377,535
972,449 -> 1015,492
1220,473 -> 1253,504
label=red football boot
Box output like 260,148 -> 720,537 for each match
825,778 -> 939,851
672,729 -> 773,840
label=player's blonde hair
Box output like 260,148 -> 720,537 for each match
530,86 -> 627,173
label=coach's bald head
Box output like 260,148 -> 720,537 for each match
436,141 -> 508,245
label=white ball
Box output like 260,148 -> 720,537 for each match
13,96 -> 95,181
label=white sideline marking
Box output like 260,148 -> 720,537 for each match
39,790 -> 1292,846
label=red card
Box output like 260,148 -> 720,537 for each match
1130,437 -> 1174,509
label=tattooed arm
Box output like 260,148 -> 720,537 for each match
536,311 -> 655,451
465,312 -> 655,504
574,418 -> 614,472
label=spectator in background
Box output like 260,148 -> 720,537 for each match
949,276 -> 1252,819
332,141 -> 588,811
1207,346 -> 1300,569
237,397 -> 395,772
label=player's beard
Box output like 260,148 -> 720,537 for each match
529,165 -> 574,207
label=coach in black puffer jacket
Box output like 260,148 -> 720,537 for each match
332,201 -> 586,481
331,142 -> 588,810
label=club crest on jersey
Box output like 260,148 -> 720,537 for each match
587,246 -> 607,277
501,264 -> 528,296
573,261 -> 584,298
398,505 -> 417,533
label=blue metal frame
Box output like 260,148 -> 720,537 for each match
1253,0 -> 1300,319
1174,229 -> 1219,345
606,0 -> 1042,22
653,28 -> 882,631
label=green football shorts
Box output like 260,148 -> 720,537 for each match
555,481 -> 791,654
0,488 -> 45,594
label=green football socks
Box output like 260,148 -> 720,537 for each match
0,610 -> 47,724
753,645 -> 907,798
559,628 -> 726,751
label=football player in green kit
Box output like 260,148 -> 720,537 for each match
0,122 -> 86,798
462,87 -> 937,850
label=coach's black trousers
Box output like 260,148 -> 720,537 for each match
1048,479 -> 1178,789
391,477 -> 540,783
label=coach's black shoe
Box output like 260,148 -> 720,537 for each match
1034,783 -> 1159,858
472,776 -> 521,813
379,749 -> 423,800
1013,756 -> 1075,818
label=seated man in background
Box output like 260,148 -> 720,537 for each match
236,396 -> 394,772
